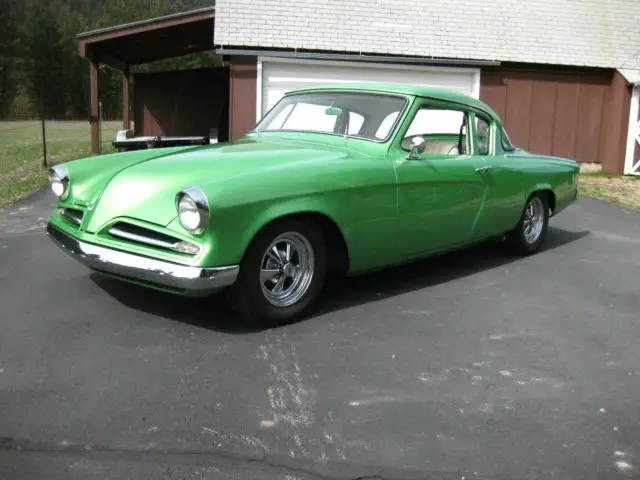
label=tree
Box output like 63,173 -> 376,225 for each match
59,7 -> 91,117
0,0 -> 23,117
24,0 -> 70,118
1,0 -> 220,120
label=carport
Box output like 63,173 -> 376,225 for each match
77,7 -> 242,153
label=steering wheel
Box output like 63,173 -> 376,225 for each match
447,145 -> 459,155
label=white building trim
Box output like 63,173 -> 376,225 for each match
624,85 -> 640,176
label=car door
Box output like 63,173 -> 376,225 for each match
392,100 -> 491,258
469,114 -> 530,238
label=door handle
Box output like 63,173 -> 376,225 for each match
475,165 -> 493,173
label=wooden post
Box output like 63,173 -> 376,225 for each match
599,71 -> 632,174
90,60 -> 100,154
122,65 -> 131,131
41,117 -> 47,167
228,56 -> 257,141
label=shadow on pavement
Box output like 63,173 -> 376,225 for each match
316,226 -> 589,314
92,226 -> 590,333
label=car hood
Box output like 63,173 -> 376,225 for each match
82,137 -> 362,232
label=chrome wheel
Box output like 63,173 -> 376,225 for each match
523,197 -> 545,244
260,232 -> 315,307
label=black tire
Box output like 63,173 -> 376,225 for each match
505,192 -> 549,256
226,217 -> 327,327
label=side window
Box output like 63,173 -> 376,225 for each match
402,106 -> 468,156
501,126 -> 516,151
406,108 -> 465,137
475,115 -> 491,155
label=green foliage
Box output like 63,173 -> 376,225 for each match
25,0 -> 72,117
0,0 -> 24,116
0,0 -> 217,120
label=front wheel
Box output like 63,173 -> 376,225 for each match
226,218 -> 327,327
505,192 -> 549,255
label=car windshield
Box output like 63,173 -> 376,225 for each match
254,91 -> 408,142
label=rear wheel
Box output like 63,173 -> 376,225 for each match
226,218 -> 327,326
505,192 -> 549,255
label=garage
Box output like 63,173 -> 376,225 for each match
256,58 -> 481,121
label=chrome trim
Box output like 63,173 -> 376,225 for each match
46,223 -> 238,292
504,153 -> 579,165
61,208 -> 83,226
175,186 -> 210,234
475,165 -> 493,173
108,225 -> 180,251
522,196 -> 545,244
260,231 -> 315,308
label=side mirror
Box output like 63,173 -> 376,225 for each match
406,136 -> 426,160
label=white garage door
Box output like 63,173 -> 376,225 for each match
257,58 -> 481,121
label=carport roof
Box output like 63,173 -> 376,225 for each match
77,7 -> 215,71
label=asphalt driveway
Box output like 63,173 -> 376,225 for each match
1,189 -> 639,479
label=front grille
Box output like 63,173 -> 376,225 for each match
61,208 -> 84,227
108,222 -> 199,256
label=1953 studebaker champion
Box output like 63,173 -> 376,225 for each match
46,84 -> 579,325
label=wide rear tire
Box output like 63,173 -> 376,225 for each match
226,218 -> 327,327
505,192 -> 549,256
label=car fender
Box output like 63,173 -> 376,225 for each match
526,182 -> 555,203
237,196 -> 346,261
193,191 -> 350,268
192,158 -> 398,269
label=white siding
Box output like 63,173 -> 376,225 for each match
215,0 -> 640,70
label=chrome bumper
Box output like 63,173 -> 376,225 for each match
46,223 -> 239,292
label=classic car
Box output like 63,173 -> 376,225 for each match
46,84 -> 579,325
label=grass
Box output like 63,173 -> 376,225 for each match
0,120 -> 120,208
579,171 -> 640,210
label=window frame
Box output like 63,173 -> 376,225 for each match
500,125 -> 516,152
396,99 -> 473,156
471,112 -> 494,156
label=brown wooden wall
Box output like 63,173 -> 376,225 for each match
133,67 -> 230,140
228,56 -> 258,140
480,65 -> 631,173
219,58 -> 634,173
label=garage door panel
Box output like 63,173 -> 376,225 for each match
260,59 -> 480,118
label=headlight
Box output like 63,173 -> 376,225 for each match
176,187 -> 209,234
49,165 -> 69,199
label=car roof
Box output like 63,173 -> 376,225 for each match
286,83 -> 501,121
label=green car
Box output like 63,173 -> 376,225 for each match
46,84 -> 579,325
